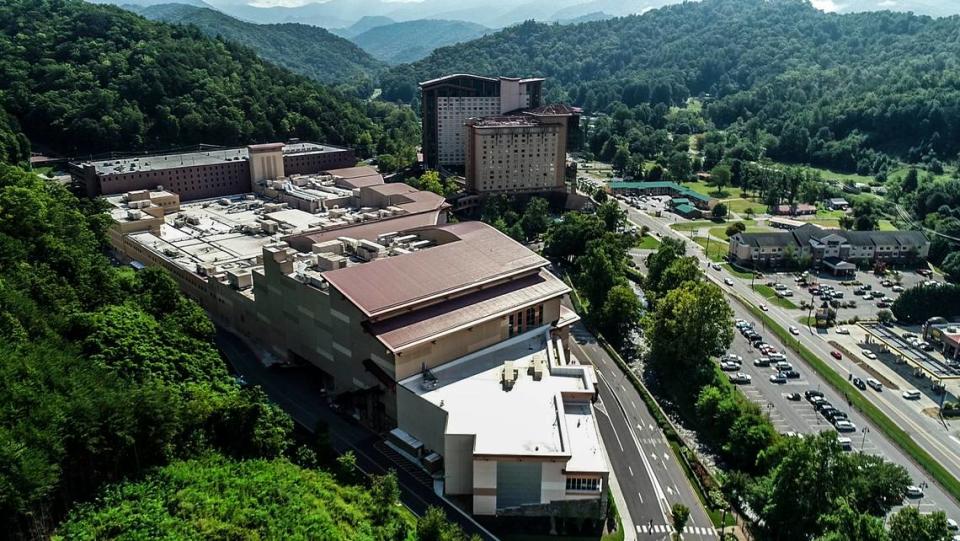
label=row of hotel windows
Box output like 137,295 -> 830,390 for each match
565,477 -> 601,492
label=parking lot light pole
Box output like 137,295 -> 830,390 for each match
860,426 -> 871,451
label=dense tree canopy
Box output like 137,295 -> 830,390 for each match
0,0 -> 417,158
135,4 -> 386,86
383,0 -> 960,170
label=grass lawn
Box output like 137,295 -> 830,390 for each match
816,209 -> 846,220
767,161 -> 876,184
723,263 -> 755,279
636,235 -> 661,249
682,180 -> 731,198
694,236 -> 728,262
752,284 -> 799,309
723,198 -> 769,215
670,220 -> 716,232
878,219 -> 897,231
810,218 -> 841,228
708,223 -> 770,241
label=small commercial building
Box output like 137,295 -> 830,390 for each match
608,181 -> 716,210
828,198 -> 850,211
923,318 -> 960,361
772,203 -> 816,216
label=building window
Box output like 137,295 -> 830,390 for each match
566,477 -> 601,492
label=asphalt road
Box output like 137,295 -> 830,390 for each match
613,197 -> 960,517
568,320 -> 722,539
215,328 -> 498,541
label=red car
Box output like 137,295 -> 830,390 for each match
830,351 -> 842,360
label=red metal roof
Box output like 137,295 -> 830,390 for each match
323,222 -> 548,319
369,269 -> 568,352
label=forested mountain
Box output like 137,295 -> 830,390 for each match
332,15 -> 395,38
134,3 -> 386,84
382,0 -> 960,173
0,0 -> 417,158
351,19 -> 492,65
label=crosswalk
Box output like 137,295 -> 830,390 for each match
636,524 -> 718,536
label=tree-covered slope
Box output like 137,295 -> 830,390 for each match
0,0 -> 413,156
54,456 -> 409,540
381,0 -> 960,167
351,19 -> 492,65
136,3 -> 386,84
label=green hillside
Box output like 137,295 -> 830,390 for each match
138,3 -> 386,84
352,19 -> 491,65
381,0 -> 960,173
0,0 -> 415,157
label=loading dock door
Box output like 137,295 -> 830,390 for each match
496,462 -> 542,509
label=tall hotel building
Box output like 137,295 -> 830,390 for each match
419,74 -> 544,169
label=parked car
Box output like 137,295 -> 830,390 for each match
754,358 -> 772,367
775,361 -> 793,372
834,420 -> 857,432
835,327 -> 850,335
786,392 -> 802,401
783,370 -> 801,379
769,373 -> 787,384
838,437 -> 853,451
906,485 -> 924,498
805,390 -> 824,401
830,351 -> 842,360
720,361 -> 740,371
729,373 -> 752,384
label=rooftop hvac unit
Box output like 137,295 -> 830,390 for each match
409,240 -> 433,250
184,213 -> 201,226
126,209 -> 143,220
162,247 -> 178,257
218,198 -> 231,206
377,232 -> 398,245
261,221 -> 279,234
312,240 -> 343,255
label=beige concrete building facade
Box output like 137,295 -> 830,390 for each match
106,173 -> 606,517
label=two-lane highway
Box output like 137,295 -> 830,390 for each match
568,320 -> 721,539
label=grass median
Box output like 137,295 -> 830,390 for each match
735,294 -> 960,503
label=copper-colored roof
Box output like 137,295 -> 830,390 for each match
337,175 -> 384,189
326,166 -> 379,179
370,269 -> 568,352
323,222 -> 548,319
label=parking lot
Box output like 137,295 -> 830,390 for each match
722,304 -> 954,517
746,267 -> 935,323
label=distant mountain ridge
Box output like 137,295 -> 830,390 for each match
331,15 -> 395,38
133,3 -> 384,83
92,0 -> 960,26
350,19 -> 492,65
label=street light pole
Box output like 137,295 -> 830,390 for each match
861,426 -> 870,452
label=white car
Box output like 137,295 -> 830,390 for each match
835,327 -> 850,335
902,390 -> 921,400
724,278 -> 734,286
720,361 -> 740,371
712,263 -> 721,270
759,304 -> 769,312
861,349 -> 877,360
906,485 -> 924,498
769,373 -> 787,384
789,326 -> 800,335
834,420 -> 857,432
729,373 -> 752,384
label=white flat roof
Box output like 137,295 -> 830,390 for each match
401,329 -> 607,472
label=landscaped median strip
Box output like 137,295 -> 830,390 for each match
733,293 -> 960,504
